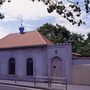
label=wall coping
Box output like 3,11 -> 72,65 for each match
47,43 -> 71,48
72,57 -> 90,60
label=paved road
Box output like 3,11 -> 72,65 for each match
0,80 -> 90,90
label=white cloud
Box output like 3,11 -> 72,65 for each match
1,0 -> 51,21
0,0 -> 64,21
0,0 -> 89,39
0,27 -> 9,39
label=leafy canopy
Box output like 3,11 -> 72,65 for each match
38,23 -> 90,56
37,23 -> 70,44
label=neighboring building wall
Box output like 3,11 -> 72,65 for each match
72,57 -> 90,85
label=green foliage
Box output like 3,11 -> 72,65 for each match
70,32 -> 90,56
37,23 -> 70,44
31,0 -> 90,26
37,23 -> 90,56
46,0 -> 85,26
77,44 -> 90,56
69,33 -> 84,52
80,33 -> 90,56
87,33 -> 90,40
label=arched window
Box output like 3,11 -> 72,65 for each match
8,57 -> 15,75
26,58 -> 33,76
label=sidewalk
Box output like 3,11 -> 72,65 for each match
0,79 -> 90,90
67,84 -> 90,90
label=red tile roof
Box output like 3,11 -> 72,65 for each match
0,31 -> 53,49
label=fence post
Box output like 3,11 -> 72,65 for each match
34,76 -> 36,86
15,77 -> 17,84
48,76 -> 51,88
65,78 -> 67,90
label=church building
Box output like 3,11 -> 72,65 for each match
0,27 -> 90,85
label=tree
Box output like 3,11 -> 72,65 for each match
37,23 -> 70,44
80,33 -> 90,56
77,44 -> 90,56
87,33 -> 90,40
0,0 -> 90,26
38,23 -> 90,56
84,33 -> 90,45
34,0 -> 89,26
69,33 -> 85,53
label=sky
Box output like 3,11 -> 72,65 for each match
0,0 -> 90,39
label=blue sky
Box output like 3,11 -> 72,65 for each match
0,0 -> 90,39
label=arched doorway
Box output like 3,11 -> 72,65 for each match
51,57 -> 63,77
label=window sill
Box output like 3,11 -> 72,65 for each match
8,74 -> 16,77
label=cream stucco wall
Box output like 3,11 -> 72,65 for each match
72,59 -> 90,85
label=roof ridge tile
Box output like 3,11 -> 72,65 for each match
36,31 -> 47,44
